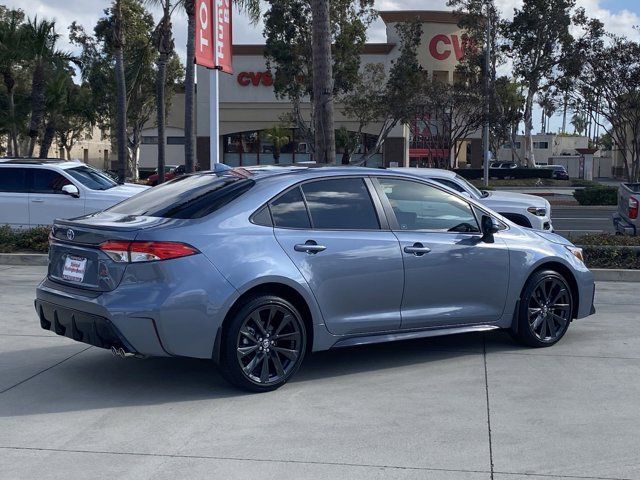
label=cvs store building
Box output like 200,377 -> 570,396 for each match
141,11 -> 481,169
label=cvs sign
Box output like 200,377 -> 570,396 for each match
237,71 -> 274,87
428,34 -> 468,61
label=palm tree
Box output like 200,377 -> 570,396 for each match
39,69 -> 70,158
571,113 -> 587,136
262,125 -> 290,164
310,0 -> 335,164
148,0 -> 174,184
24,17 -> 59,157
113,0 -> 128,184
0,10 -> 25,156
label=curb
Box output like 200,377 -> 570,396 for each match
592,269 -> 640,282
0,253 -> 48,266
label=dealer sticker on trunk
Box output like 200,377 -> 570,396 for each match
62,256 -> 87,283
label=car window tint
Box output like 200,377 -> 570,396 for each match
431,178 -> 465,193
378,178 -> 480,233
251,206 -> 273,227
66,166 -> 116,190
270,187 -> 311,229
32,169 -> 72,194
108,173 -> 254,219
0,167 -> 28,193
301,178 -> 379,230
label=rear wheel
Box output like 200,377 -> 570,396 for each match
513,270 -> 573,347
220,295 -> 307,392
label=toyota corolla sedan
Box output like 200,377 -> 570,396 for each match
35,167 -> 595,391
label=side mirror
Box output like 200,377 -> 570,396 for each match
61,184 -> 80,198
481,215 -> 500,242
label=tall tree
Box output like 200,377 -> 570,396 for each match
150,0 -> 175,184
0,8 -> 26,156
113,0 -> 127,183
341,21 -> 424,165
264,0 -> 376,154
491,77 -> 524,162
573,36 -> 640,181
24,17 -> 66,157
503,0 -> 575,167
310,0 -> 334,163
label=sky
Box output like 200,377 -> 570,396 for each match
4,0 -> 640,134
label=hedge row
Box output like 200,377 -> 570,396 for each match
581,246 -> 640,269
573,186 -> 618,205
455,168 -> 553,180
0,226 -> 50,253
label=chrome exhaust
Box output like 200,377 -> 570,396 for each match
111,346 -> 139,358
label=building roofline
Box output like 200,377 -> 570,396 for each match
232,43 -> 395,56
379,10 -> 461,25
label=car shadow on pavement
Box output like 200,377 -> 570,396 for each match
0,331 -> 529,417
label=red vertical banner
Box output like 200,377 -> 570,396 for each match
214,0 -> 233,74
195,0 -> 215,68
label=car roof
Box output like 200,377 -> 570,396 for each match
388,167 -> 457,179
0,158 -> 84,169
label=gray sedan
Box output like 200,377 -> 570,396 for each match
36,167 -> 595,391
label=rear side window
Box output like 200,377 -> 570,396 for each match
270,187 -> 311,229
108,174 -> 254,219
301,178 -> 380,230
431,178 -> 465,193
0,167 -> 28,193
32,169 -> 72,193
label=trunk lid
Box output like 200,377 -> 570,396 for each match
49,212 -> 173,292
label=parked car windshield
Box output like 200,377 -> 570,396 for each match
107,172 -> 254,219
454,175 -> 487,198
65,165 -> 118,191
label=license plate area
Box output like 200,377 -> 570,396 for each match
62,255 -> 87,283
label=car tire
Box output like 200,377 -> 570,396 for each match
513,270 -> 573,348
220,295 -> 307,392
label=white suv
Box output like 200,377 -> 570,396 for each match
0,159 -> 148,229
392,168 -> 553,231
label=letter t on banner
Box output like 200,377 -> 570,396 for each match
195,0 -> 233,165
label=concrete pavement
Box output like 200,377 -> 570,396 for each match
1,266 -> 639,480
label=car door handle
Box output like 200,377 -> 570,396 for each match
31,199 -> 44,203
404,243 -> 431,256
294,241 -> 326,254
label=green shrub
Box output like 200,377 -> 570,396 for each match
0,226 -> 50,253
455,168 -> 553,180
573,233 -> 640,246
583,246 -> 640,269
573,186 -> 618,205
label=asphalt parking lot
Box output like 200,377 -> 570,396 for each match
1,266 -> 639,480
552,206 -> 616,237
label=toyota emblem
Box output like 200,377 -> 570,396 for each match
66,229 -> 75,241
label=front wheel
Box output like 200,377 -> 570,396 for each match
220,295 -> 307,392
513,270 -> 574,348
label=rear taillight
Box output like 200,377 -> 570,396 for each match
99,241 -> 199,263
630,197 -> 639,220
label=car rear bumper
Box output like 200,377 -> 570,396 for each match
35,284 -> 169,357
613,213 -> 637,236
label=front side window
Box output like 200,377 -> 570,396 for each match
31,169 -> 72,194
301,178 -> 379,230
378,178 -> 480,233
0,167 -> 28,193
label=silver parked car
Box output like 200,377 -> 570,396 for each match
36,167 -> 595,391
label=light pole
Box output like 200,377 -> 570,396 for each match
483,3 -> 492,188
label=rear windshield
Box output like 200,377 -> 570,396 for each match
107,172 -> 254,219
